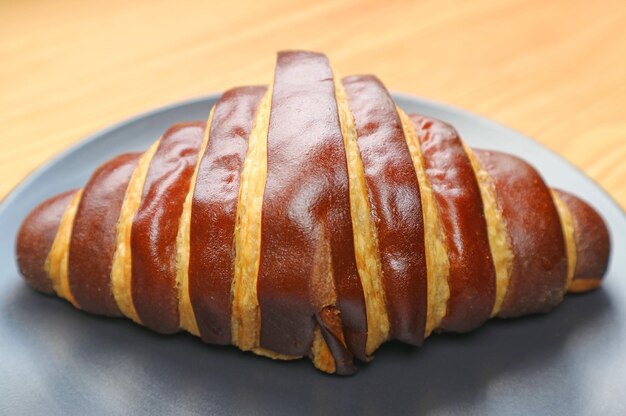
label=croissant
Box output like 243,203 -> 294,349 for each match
15,50 -> 610,375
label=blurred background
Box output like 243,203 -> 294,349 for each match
1,0 -> 625,206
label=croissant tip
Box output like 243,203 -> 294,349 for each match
16,190 -> 78,294
555,190 -> 611,292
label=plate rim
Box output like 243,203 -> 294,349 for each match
2,92 -> 624,231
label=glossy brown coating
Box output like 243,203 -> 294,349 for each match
16,189 -> 77,294
556,190 -> 610,281
189,87 -> 265,344
413,116 -> 496,332
475,150 -> 567,317
343,75 -> 428,345
257,51 -> 367,360
69,154 -> 140,316
131,123 -> 205,333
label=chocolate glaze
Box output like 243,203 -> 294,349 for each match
343,75 -> 428,345
189,87 -> 265,345
16,189 -> 77,295
556,190 -> 610,281
258,51 -> 366,361
69,154 -> 140,316
131,123 -> 205,333
413,116 -> 496,332
475,150 -> 567,317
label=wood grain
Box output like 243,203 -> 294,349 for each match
1,0 -> 625,208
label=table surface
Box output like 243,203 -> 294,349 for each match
1,0 -> 625,208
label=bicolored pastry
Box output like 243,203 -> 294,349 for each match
15,51 -> 610,375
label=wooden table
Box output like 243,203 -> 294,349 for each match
2,0 -> 625,207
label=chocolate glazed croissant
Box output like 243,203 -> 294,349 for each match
15,51 -> 610,375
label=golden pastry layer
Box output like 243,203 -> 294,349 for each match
334,76 -> 389,354
398,108 -> 450,337
463,146 -> 514,317
45,189 -> 83,307
231,89 -> 272,352
111,140 -> 160,323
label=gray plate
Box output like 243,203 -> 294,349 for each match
1,94 -> 624,416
